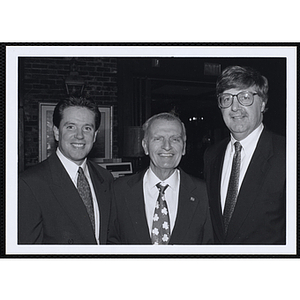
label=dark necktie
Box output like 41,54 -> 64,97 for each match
151,183 -> 170,245
223,141 -> 242,234
77,167 -> 95,231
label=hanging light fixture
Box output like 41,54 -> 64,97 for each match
65,59 -> 85,96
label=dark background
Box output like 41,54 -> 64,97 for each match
18,56 -> 286,178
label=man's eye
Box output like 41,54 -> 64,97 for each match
223,96 -> 231,102
66,125 -> 75,130
241,93 -> 250,100
84,127 -> 92,131
171,137 -> 181,142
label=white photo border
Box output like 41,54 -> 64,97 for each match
6,45 -> 297,256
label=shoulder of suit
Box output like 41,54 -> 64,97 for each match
270,131 -> 286,147
179,168 -> 206,187
87,159 -> 114,181
114,169 -> 146,188
19,155 -> 52,181
204,137 -> 229,159
260,129 -> 286,154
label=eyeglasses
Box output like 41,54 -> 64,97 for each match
217,91 -> 258,108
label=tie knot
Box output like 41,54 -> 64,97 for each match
234,141 -> 242,153
156,183 -> 169,195
78,167 -> 84,175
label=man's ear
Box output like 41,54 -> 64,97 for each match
53,126 -> 59,142
261,101 -> 266,113
182,141 -> 186,156
142,139 -> 149,155
93,130 -> 98,143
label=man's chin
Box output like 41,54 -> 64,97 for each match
68,153 -> 89,164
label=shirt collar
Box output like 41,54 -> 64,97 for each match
145,167 -> 179,191
230,123 -> 264,155
56,148 -> 88,181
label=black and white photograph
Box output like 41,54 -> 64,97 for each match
0,39 -> 298,300
1,1 -> 299,297
5,45 -> 297,256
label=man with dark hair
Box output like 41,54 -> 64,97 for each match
18,97 -> 114,244
108,112 -> 213,245
204,66 -> 286,244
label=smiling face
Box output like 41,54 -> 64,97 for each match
53,106 -> 98,165
220,86 -> 266,141
142,118 -> 186,180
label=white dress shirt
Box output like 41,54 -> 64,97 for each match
56,148 -> 100,244
143,168 -> 180,235
220,124 -> 264,213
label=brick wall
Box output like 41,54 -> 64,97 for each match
20,57 -> 118,169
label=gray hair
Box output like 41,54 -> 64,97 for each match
142,112 -> 187,141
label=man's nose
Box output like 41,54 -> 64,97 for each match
231,95 -> 241,111
162,139 -> 171,150
75,128 -> 84,139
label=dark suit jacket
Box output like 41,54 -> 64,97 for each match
18,153 -> 114,244
108,168 -> 214,244
204,128 -> 286,244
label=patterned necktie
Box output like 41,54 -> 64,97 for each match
151,183 -> 170,245
223,141 -> 242,234
77,167 -> 95,231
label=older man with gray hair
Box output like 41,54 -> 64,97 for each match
108,112 -> 213,245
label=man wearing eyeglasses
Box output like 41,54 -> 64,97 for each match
204,65 -> 286,245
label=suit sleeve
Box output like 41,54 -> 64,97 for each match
107,187 -> 121,244
18,178 -> 44,244
201,203 -> 214,244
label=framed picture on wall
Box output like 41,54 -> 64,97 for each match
39,102 -> 113,162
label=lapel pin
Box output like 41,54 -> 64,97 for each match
190,197 -> 195,201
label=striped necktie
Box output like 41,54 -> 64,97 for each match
77,167 -> 95,231
223,141 -> 242,234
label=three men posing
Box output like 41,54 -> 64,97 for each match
18,65 -> 286,246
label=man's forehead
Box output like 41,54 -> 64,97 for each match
223,85 -> 257,93
62,106 -> 94,117
150,125 -> 183,137
60,106 -> 96,126
151,119 -> 181,128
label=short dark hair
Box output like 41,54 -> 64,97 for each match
53,96 -> 101,129
142,112 -> 186,142
216,65 -> 269,106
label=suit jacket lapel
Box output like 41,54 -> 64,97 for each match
87,160 -> 111,243
48,154 -> 96,243
225,130 -> 274,242
125,171 -> 152,244
209,140 -> 228,242
169,170 -> 199,243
